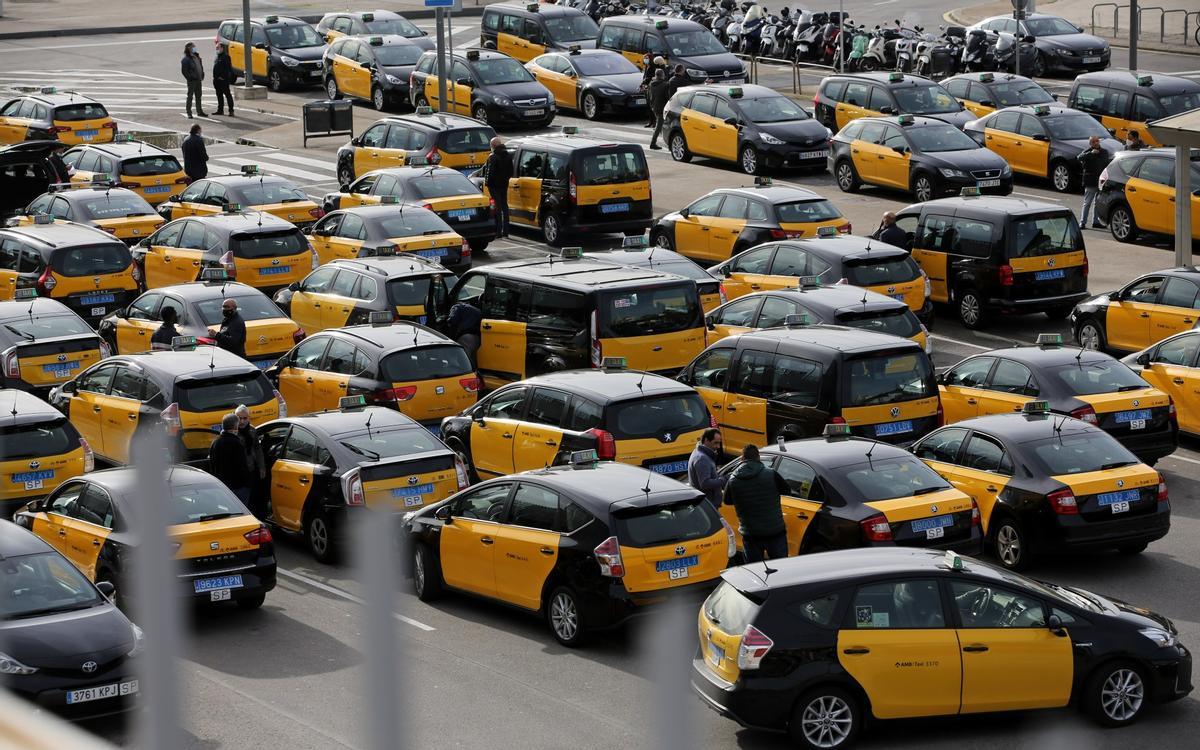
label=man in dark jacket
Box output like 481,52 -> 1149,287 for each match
648,69 -> 670,151
212,44 -> 235,117
210,298 -> 246,358
181,124 -> 208,181
666,64 -> 689,100
209,413 -> 251,504
1077,135 -> 1111,229
234,404 -> 267,518
181,42 -> 207,119
149,304 -> 181,350
724,444 -> 790,563
687,428 -> 727,508
870,211 -> 907,248
640,55 -> 666,125
484,137 -> 514,237
446,300 -> 483,367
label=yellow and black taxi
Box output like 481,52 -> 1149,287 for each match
274,255 -> 452,333
481,2 -> 599,62
446,253 -> 705,386
677,324 -> 940,455
409,48 -> 557,129
963,104 -> 1122,193
651,181 -> 850,265
830,114 -> 1012,202
0,293 -> 109,396
258,398 -> 468,562
703,283 -> 930,352
1069,72 -> 1200,148
316,9 -> 434,49
476,130 -> 652,245
526,48 -> 647,121
693,547 -> 1193,749
156,166 -> 323,228
334,111 -> 496,186
306,203 -> 470,272
718,426 -> 981,557
663,85 -> 833,175
915,401 -> 1170,570
61,137 -> 187,206
893,195 -> 1089,329
1,389 -> 91,517
266,316 -> 478,424
440,362 -> 712,480
596,15 -> 746,82
705,233 -> 932,326
942,72 -> 1055,119
215,15 -> 327,92
405,455 -> 736,645
48,343 -> 285,464
133,209 -> 316,293
1071,267 -> 1200,354
0,218 -> 140,327
14,465 -> 276,607
590,239 -> 723,313
323,34 -> 425,111
322,164 -> 497,254
99,271 -> 303,368
814,72 -> 974,132
1094,148 -> 1200,244
0,89 -> 117,146
938,333 -> 1177,465
20,183 -> 163,244
1123,330 -> 1200,436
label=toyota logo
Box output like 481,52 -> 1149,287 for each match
271,259 -> 281,266
57,353 -> 68,361
675,545 -> 686,556
1046,258 -> 1056,267
1116,479 -> 1125,488
81,661 -> 98,674
408,475 -> 420,485
890,407 -> 901,418
1132,399 -> 1140,407
258,335 -> 267,345
28,460 -> 40,469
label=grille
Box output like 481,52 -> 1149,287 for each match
513,98 -> 547,107
971,169 -> 1001,179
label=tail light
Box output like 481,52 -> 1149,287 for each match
3,350 -> 18,378
1082,255 -> 1089,277
454,456 -> 470,490
589,310 -> 601,366
244,526 -> 273,545
310,248 -> 319,270
461,238 -> 471,260
459,376 -> 481,393
102,122 -> 118,130
488,197 -> 495,212
1070,405 -> 1098,425
936,402 -> 944,427
970,500 -> 980,527
293,327 -> 306,344
80,438 -> 94,472
998,264 -> 1014,286
273,389 -> 287,417
830,416 -> 846,425
769,228 -> 787,239
48,125 -> 71,134
584,427 -> 617,460
421,203 -> 433,211
1168,397 -> 1177,425
219,251 -> 237,276
342,468 -> 365,506
837,223 -> 851,234
1157,473 -> 1168,503
922,270 -> 932,298
568,173 -> 577,205
593,536 -> 624,577
718,283 -> 728,303
737,625 -> 774,670
309,207 -> 325,219
99,339 -> 112,358
370,385 -> 416,403
1048,488 -> 1078,514
720,517 -> 737,558
424,147 -> 441,165
860,513 -> 893,542
196,336 -> 217,345
161,402 -> 181,435
1097,167 -> 1108,191
37,268 -> 57,293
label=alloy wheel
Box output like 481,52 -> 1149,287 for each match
836,162 -> 854,191
326,78 -> 339,100
413,548 -> 426,596
1109,207 -> 1133,241
800,695 -> 853,748
996,524 -> 1021,567
1101,669 -> 1144,722
550,591 -> 578,642
582,93 -> 598,120
308,516 -> 329,558
740,146 -> 758,175
373,87 -> 386,110
670,134 -> 687,161
958,292 -> 981,328
1078,322 -> 1103,350
914,175 -> 933,202
1052,164 -> 1071,192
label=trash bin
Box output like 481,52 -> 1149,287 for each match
302,99 -> 354,147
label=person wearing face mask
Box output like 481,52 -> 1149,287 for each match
234,404 -> 267,518
181,42 -> 207,119
210,298 -> 246,358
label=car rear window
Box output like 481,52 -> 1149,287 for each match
120,155 -> 182,176
0,418 -> 77,460
175,372 -> 273,412
845,351 -> 935,407
233,180 -> 308,206
230,230 -> 309,259
379,344 -> 472,382
374,212 -> 452,238
409,172 -> 478,199
1010,214 -> 1082,258
606,393 -> 710,440
76,193 -> 156,220
1026,431 -> 1139,475
704,581 -> 760,633
439,128 -> 493,154
3,314 -> 93,339
775,199 -> 841,223
837,455 -> 950,502
50,242 -> 132,276
337,427 -> 443,461
598,283 -> 703,338
839,308 -> 922,339
843,254 -> 921,285
53,103 -> 110,122
612,496 -> 721,548
574,149 -> 648,186
386,275 -> 448,308
168,482 -> 250,524
1051,361 -> 1148,396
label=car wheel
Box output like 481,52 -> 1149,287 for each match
1085,662 -> 1148,727
1117,541 -> 1148,555
652,230 -> 674,252
325,77 -> 340,100
835,159 -> 860,192
472,103 -> 489,125
739,144 -> 759,175
372,85 -> 387,111
542,213 -> 563,246
413,543 -> 443,601
669,132 -> 692,163
1031,52 -> 1047,78
1076,318 -> 1107,351
1051,160 -> 1074,193
913,173 -> 935,202
305,507 -> 338,564
581,91 -> 600,121
789,686 -> 861,750
337,162 -> 355,190
546,585 -> 587,647
992,515 -> 1031,571
1109,204 -> 1138,243
956,288 -> 984,330
236,592 -> 266,610
268,67 -> 284,92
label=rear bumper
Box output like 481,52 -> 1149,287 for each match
181,559 -> 277,602
1037,504 -> 1170,550
690,659 -> 790,733
579,575 -> 722,631
564,216 -> 654,236
894,526 -> 984,556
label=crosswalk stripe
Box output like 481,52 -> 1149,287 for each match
260,151 -> 342,171
211,156 -> 335,184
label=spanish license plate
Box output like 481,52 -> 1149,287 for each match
1083,56 -> 1101,64
81,293 -> 116,305
447,208 -> 473,221
977,179 -> 1001,188
875,420 -> 913,437
708,642 -> 725,666
66,680 -> 139,705
890,293 -> 906,302
144,185 -> 170,194
800,149 -> 829,159
648,460 -> 687,475
194,574 -> 244,594
14,469 -> 54,491
77,129 -> 98,139
252,359 -> 274,370
1034,269 -> 1065,281
1116,409 -> 1151,424
600,202 -> 630,214
524,108 -> 545,117
258,265 -> 292,276
633,97 -> 646,105
393,483 -> 434,508
417,247 -> 449,258
42,361 -> 80,374
1098,489 -> 1139,508
309,70 -> 323,78
656,554 -> 698,573
911,515 -> 953,535
91,306 -> 106,317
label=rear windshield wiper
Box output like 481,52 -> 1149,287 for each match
1116,384 -> 1145,392
196,512 -> 240,522
1099,461 -> 1136,470
340,442 -> 381,461
4,324 -> 34,341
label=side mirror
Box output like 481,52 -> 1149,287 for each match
167,194 -> 180,203
59,380 -> 76,395
254,42 -> 268,50
723,116 -> 740,127
879,105 -> 894,115
1107,128 -> 1117,136
1022,35 -> 1035,43
113,307 -> 127,319
473,415 -> 486,426
679,207 -> 690,218
1136,352 -> 1150,366
96,580 -> 116,599
978,100 -> 994,108
1051,93 -> 1061,101
1032,133 -> 1048,141
313,226 -> 333,237
720,265 -> 732,278
892,145 -> 907,154
935,371 -> 947,384
288,281 -> 301,292
1047,613 -> 1066,636
22,498 -> 45,514
706,317 -> 716,330
456,77 -> 473,87
434,504 -> 452,522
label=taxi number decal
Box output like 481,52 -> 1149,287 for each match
875,420 -> 913,437
656,555 -> 698,573
91,307 -> 107,317
855,605 -> 889,628
258,266 -> 292,276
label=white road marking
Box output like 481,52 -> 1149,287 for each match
0,36 -> 202,53
931,334 -> 995,351
1012,191 -> 1062,202
278,568 -> 435,632
212,156 -> 333,182
1162,453 -> 1200,468
263,150 -> 344,171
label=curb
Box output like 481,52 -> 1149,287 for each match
0,8 -> 485,41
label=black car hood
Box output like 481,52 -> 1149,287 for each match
585,72 -> 644,95
277,45 -> 327,62
1058,136 -> 1124,154
922,108 -> 975,129
383,64 -> 417,78
924,147 -> 1009,171
409,35 -> 435,51
677,53 -> 746,77
0,603 -> 133,669
488,80 -> 553,100
1082,588 -> 1177,632
1037,33 -> 1108,52
755,119 -> 830,145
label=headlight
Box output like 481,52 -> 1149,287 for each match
280,55 -> 300,67
493,95 -> 512,107
127,623 -> 146,658
686,68 -> 707,80
825,127 -> 833,138
759,132 -> 784,145
939,167 -> 966,178
1140,627 -> 1178,648
1001,164 -> 1013,176
0,652 -> 37,676
597,87 -> 622,96
385,74 -> 402,85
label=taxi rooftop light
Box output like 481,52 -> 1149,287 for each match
373,244 -> 397,256
943,549 -> 964,571
797,276 -> 821,289
1033,104 -> 1051,116
339,394 -> 368,410
897,114 -> 915,126
265,15 -> 279,23
369,36 -> 384,46
600,356 -> 627,370
378,194 -> 401,204
368,310 -> 394,326
198,267 -> 231,282
415,105 -> 434,116
561,246 -> 583,259
32,213 -> 55,225
621,234 -> 648,249
1023,399 -> 1051,415
960,186 -> 981,197
655,19 -> 669,29
753,176 -> 773,187
362,12 -> 375,21
466,49 -> 481,61
569,45 -> 582,55
13,288 -> 37,300
171,335 -> 198,350
406,154 -> 429,168
112,133 -> 133,143
728,87 -> 744,98
560,125 -> 579,135
224,202 -> 244,213
40,86 -> 58,95
569,449 -> 599,467
240,164 -> 261,176
783,313 -> 812,327
90,172 -> 115,185
978,72 -> 994,83
816,226 -> 838,237
888,72 -> 904,83
526,2 -> 539,10
1137,74 -> 1153,86
1036,332 -> 1064,348
822,423 -> 852,440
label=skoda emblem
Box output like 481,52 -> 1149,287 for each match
675,545 -> 686,556
890,407 -> 901,418
28,460 -> 40,470
271,258 -> 281,266
408,475 -> 420,485
57,353 -> 68,362
930,505 -> 938,514
210,541 -> 220,550
81,661 -> 98,674
1116,479 -> 1125,488
1132,399 -> 1140,407
1046,258 -> 1056,267
258,335 -> 267,345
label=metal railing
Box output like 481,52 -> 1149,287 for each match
1091,2 -> 1120,35
1187,10 -> 1200,45
731,52 -> 836,95
1138,6 -> 1165,42
1093,1 -> 1196,43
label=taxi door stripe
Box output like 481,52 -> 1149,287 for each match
276,568 -> 435,631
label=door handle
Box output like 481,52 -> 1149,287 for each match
985,135 -> 993,140
337,382 -> 347,389
986,485 -> 998,492
93,539 -> 101,546
544,440 -> 558,446
298,476 -> 310,484
305,377 -> 314,383
1140,313 -> 1150,318
701,226 -> 710,231
842,647 -> 870,655
502,432 -> 513,439
1015,142 -> 1022,146
128,413 -> 136,420
726,406 -> 737,412
966,398 -> 977,405
163,256 -> 172,261
313,302 -> 321,308
1184,319 -> 1194,324
1173,377 -> 1186,384
1128,186 -> 1137,192
796,513 -> 809,520
962,644 -> 990,653
482,323 -> 492,330
93,406 -> 102,412
710,403 -> 722,409
539,547 -> 554,556
480,536 -> 494,545
750,284 -> 761,290
58,529 -> 67,536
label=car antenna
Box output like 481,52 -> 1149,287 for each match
641,468 -> 653,496
208,334 -> 217,373
636,369 -> 646,392
364,409 -> 374,439
865,439 -> 877,467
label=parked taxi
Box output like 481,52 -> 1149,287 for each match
334,110 -> 495,186
307,203 -> 469,272
324,34 -> 425,111
1094,148 -> 1200,244
942,72 -> 1055,118
409,48 -> 556,128
1124,330 -> 1200,436
61,137 -> 187,206
526,48 -> 646,121
156,166 -> 323,228
1069,72 -> 1200,148
215,15 -> 327,92
0,89 -> 117,146
20,184 -> 162,244
316,9 -> 433,49
481,2 -> 599,62
0,389 -> 91,517
814,72 -> 974,132
1072,267 -> 1200,354
0,293 -> 108,396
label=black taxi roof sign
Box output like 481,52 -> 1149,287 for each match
526,2 -> 539,11
240,164 -> 261,176
569,45 -> 582,55
198,267 -> 231,282
960,186 -> 981,197
1023,399 -> 1051,415
754,176 -> 773,187
1137,74 -> 1153,86
621,234 -> 648,249
600,356 -> 627,370
561,246 -> 583,259
822,422 -> 852,439
1033,104 -> 1051,116
466,49 -> 481,60
797,276 -> 821,289
415,105 -> 434,116
888,72 -> 904,83
784,312 -> 812,326
655,19 -> 669,29
978,72 -> 995,83
816,226 -> 838,237
40,86 -> 58,95
13,288 -> 37,300
406,154 -> 429,167
362,12 -> 375,21
171,335 -> 198,350
369,36 -> 384,46
339,394 -> 368,410
224,202 -> 244,213
897,114 -> 915,126
569,449 -> 600,466
32,213 -> 55,225
378,195 -> 400,204
1036,332 -> 1064,348
368,310 -> 395,326
373,243 -> 397,256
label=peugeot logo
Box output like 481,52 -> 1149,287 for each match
408,475 -> 420,485
662,432 -> 674,442
258,335 -> 267,345
210,541 -> 220,550
1117,479 -> 1125,488
930,505 -> 938,513
1046,258 -> 1056,267
675,545 -> 686,556
57,353 -> 68,362
1132,399 -> 1140,407
81,661 -> 98,674
271,258 -> 281,266
723,70 -> 730,76
890,407 -> 901,418
28,460 -> 40,469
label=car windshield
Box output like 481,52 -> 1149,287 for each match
906,124 -> 980,152
1023,17 -> 1080,36
373,212 -> 453,237
1,551 -> 104,619
840,455 -> 950,502
379,345 -> 472,381
840,309 -> 922,339
843,254 -> 921,285
990,81 -> 1054,107
367,17 -> 422,37
776,200 -> 841,223
846,351 -> 935,406
1160,91 -> 1200,117
230,229 -> 308,259
386,275 -> 448,308
53,103 -> 110,122
231,179 -> 308,205
168,482 -> 249,524
266,24 -> 325,49
1010,214 -> 1081,257
0,418 -> 76,460
611,498 -> 721,547
1051,360 -> 1148,396
51,242 -> 132,276
573,54 -> 638,76
665,30 -> 726,56
175,372 -> 272,412
339,427 -> 442,459
544,15 -> 599,43
892,85 -> 961,114
738,95 -> 810,123
598,283 -> 703,337
1026,430 -> 1140,474
3,314 -> 92,340
472,58 -> 533,85
575,149 -> 648,186
374,44 -> 423,67
607,393 -> 710,440
1042,113 -> 1109,140
409,172 -> 478,199
193,294 -> 285,326
120,155 -> 182,176
76,193 -> 156,219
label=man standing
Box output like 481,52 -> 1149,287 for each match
149,305 -> 181,350
640,55 -> 666,126
870,211 -> 907,248
1077,135 -> 1112,229
235,404 -> 267,518
181,42 -> 207,119
210,298 -> 246,358
724,444 -> 790,563
648,69 -> 670,151
209,413 -> 251,505
212,43 -> 235,117
181,124 -> 208,182
666,64 -> 689,100
485,137 -> 513,238
687,428 -> 727,509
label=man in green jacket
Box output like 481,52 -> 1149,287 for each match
724,444 -> 790,562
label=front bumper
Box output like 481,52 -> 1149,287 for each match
1148,647 -> 1193,703
9,659 -> 140,721
1044,50 -> 1111,72
579,575 -> 721,631
939,173 -> 1013,197
280,64 -> 325,86
485,102 -> 556,127
758,141 -> 831,169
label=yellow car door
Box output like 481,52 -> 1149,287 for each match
708,97 -> 742,162
705,297 -> 762,343
469,387 -> 527,478
1140,336 -> 1200,434
720,349 -> 773,453
1150,278 -> 1200,342
0,100 -> 34,145
58,484 -> 114,581
705,195 -> 750,261
267,427 -> 318,534
1106,276 -> 1163,352
717,246 -> 775,302
439,482 -> 511,597
346,43 -> 375,100
511,388 -> 569,473
878,126 -> 912,190
491,483 -> 561,610
1012,116 -> 1051,177
1125,167 -> 1175,235
772,457 -> 824,556
938,357 -> 996,424
351,123 -> 393,177
450,62 -> 474,116
478,318 -> 527,390
972,359 -> 1034,417
680,105 -> 713,156
532,56 -> 577,108
684,347 -> 735,436
65,364 -> 119,459
98,367 -> 146,465
115,292 -> 165,353
30,484 -> 84,560
275,337 -> 330,418
285,267 -> 339,334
